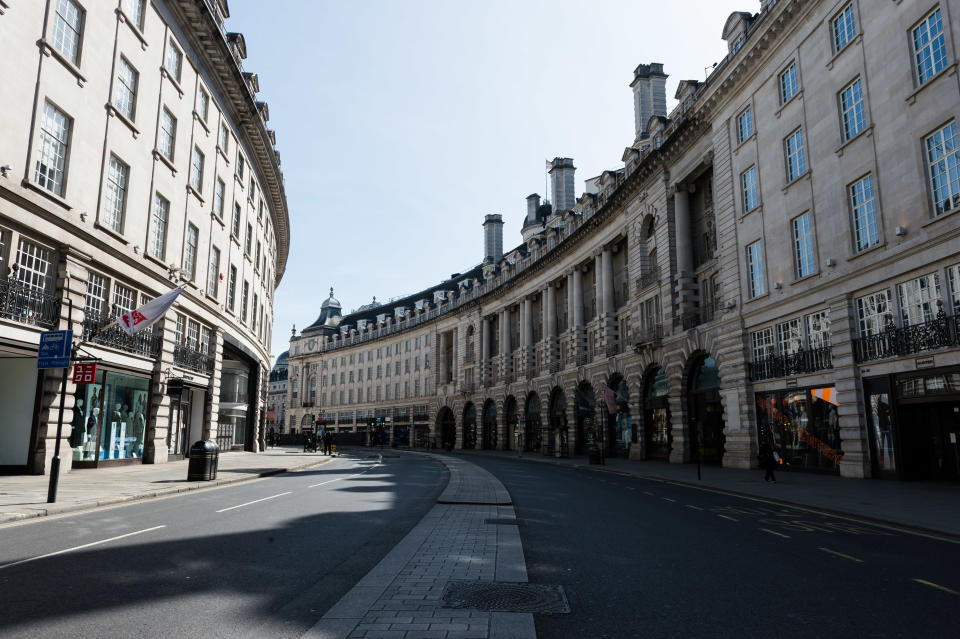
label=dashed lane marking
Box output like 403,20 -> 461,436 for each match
0,525 -> 167,571
761,528 -> 791,539
308,462 -> 381,488
913,579 -> 960,596
818,547 -> 863,563
662,497 -> 676,502
643,491 -> 655,496
717,514 -> 739,522
686,505 -> 703,510
216,492 -> 291,513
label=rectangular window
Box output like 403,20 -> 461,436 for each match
849,174 -> 879,251
219,121 -> 229,153
183,224 -> 198,280
190,147 -> 204,192
255,241 -> 262,271
948,263 -> 960,316
84,271 -> 106,316
747,240 -> 766,298
35,101 -> 71,196
252,293 -> 259,332
241,280 -> 249,322
121,0 -> 145,30
912,8 -> 947,85
113,57 -> 139,120
149,192 -> 169,259
111,282 -> 136,316
245,224 -> 252,255
165,38 -> 182,82
232,203 -> 242,238
158,108 -> 176,161
792,213 -> 815,278
214,178 -> 226,219
897,273 -> 941,326
736,107 -> 753,143
52,0 -> 84,65
16,240 -> 54,292
785,128 -> 806,181
777,318 -> 803,355
228,265 -> 237,310
925,121 -> 960,215
102,155 -> 129,233
207,246 -> 220,297
832,3 -> 856,52
197,87 -> 210,122
236,154 -> 245,180
779,63 -> 799,103
856,290 -> 892,336
805,310 -> 831,348
840,77 -> 865,140
741,166 -> 759,213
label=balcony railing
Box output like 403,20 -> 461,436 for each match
464,349 -> 475,363
83,310 -> 162,358
173,343 -> 215,374
605,343 -> 620,357
575,352 -> 589,366
634,325 -> 662,351
749,346 -> 833,382
854,312 -> 957,363
636,266 -> 660,290
680,311 -> 702,331
549,360 -> 561,373
0,279 -> 60,329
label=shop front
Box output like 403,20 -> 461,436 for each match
504,396 -> 518,451
755,385 -> 843,474
865,367 -> 960,481
688,356 -> 725,464
574,383 -> 595,456
608,377 -> 631,458
71,368 -> 151,468
0,349 -> 40,473
462,402 -> 477,449
643,367 -> 671,460
548,387 -> 569,457
524,393 -> 541,453
481,399 -> 497,450
165,378 -> 206,461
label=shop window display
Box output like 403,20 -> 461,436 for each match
71,370 -> 150,462
755,386 -> 843,472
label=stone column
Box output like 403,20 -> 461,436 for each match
481,317 -> 490,386
572,268 -> 584,328
545,285 -> 557,337
522,298 -> 533,376
601,248 -> 615,315
438,331 -> 448,385
674,187 -> 693,276
831,294 -> 871,478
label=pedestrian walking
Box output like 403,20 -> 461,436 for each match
759,439 -> 777,483
321,430 -> 331,455
331,432 -> 338,456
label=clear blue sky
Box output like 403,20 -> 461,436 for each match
228,0 -> 752,362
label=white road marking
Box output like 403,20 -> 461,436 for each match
913,578 -> 960,596
686,505 -> 703,510
761,528 -> 791,539
0,525 -> 167,571
817,547 -> 862,562
216,492 -> 291,513
308,463 -> 381,488
662,497 -> 676,502
717,514 -> 739,522
643,491 -> 654,496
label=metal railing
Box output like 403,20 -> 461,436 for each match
854,312 -> 957,363
748,346 -> 833,382
680,311 -> 702,331
636,266 -> 660,291
0,279 -> 60,328
83,310 -> 162,358
173,343 -> 215,374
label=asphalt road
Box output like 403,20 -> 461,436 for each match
0,452 -> 446,639
467,455 -> 960,639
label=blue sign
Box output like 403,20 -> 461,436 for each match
38,330 -> 73,369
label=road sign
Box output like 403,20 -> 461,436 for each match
38,330 -> 73,369
72,362 -> 97,384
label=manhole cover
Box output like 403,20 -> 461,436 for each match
485,518 -> 519,525
441,581 -> 570,614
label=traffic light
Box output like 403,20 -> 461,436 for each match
311,414 -> 316,426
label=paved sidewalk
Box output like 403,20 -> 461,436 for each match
306,454 -> 535,639
455,448 -> 960,538
0,446 -> 336,524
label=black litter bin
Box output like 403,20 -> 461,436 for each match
188,440 -> 219,481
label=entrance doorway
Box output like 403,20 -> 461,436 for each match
525,393 -> 541,452
688,356 -> 725,464
898,400 -> 960,481
574,383 -> 595,456
482,399 -> 497,450
437,407 -> 456,450
644,367 -> 671,460
462,403 -> 477,449
504,396 -> 518,451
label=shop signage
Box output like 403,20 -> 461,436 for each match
72,362 -> 97,384
37,330 -> 73,369
915,356 -> 935,370
785,378 -> 798,388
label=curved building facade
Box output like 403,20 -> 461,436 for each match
0,0 -> 290,472
287,0 -> 960,481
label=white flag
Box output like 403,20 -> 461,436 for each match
117,287 -> 183,336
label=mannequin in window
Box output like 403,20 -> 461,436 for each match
70,399 -> 85,449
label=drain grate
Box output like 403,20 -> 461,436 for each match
485,518 -> 519,525
441,581 -> 570,614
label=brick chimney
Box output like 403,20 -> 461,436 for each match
483,214 -> 504,263
631,62 -> 667,141
549,158 -> 576,213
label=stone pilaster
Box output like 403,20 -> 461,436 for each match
831,294 -> 871,478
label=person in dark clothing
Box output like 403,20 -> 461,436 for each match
759,440 -> 777,483
321,430 -> 331,455
330,432 -> 337,456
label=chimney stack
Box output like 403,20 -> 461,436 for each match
525,193 -> 541,224
549,158 -> 576,213
483,214 -> 504,263
631,62 -> 668,141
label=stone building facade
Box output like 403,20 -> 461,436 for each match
0,0 -> 289,473
287,0 -> 960,481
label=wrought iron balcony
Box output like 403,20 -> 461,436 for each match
173,343 -> 215,374
503,371 -> 514,385
0,279 -> 60,329
749,346 -> 833,382
605,343 -> 620,357
576,352 -> 589,366
633,325 -> 662,352
680,311 -> 702,331
636,266 -> 660,290
549,360 -> 561,373
853,312 -> 956,363
301,401 -> 315,408
83,310 -> 162,358
464,349 -> 475,363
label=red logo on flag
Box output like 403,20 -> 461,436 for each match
72,362 -> 98,384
